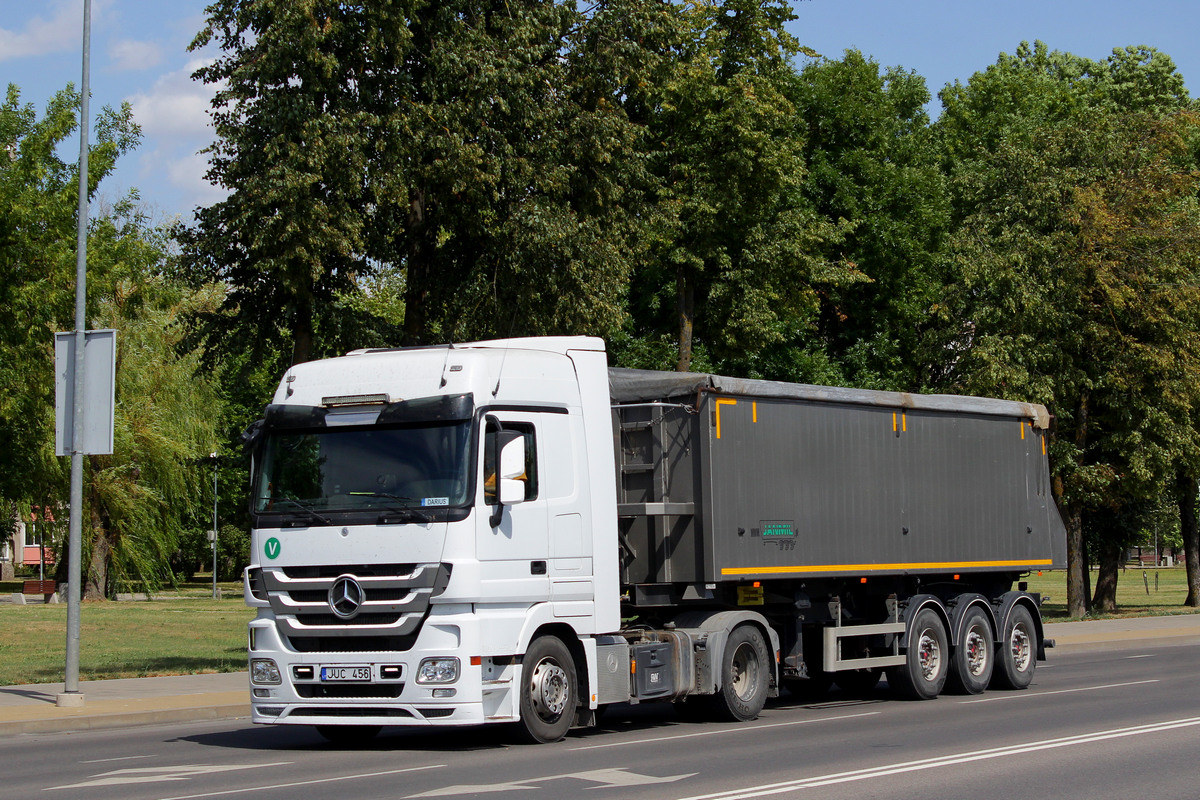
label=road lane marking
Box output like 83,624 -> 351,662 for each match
960,679 -> 1159,703
48,763 -> 294,790
569,711 -> 882,752
1124,654 -> 1155,659
146,763 -> 446,800
670,716 -> 1200,800
80,755 -> 153,764
405,767 -> 696,798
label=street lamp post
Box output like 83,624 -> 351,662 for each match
211,452 -> 219,599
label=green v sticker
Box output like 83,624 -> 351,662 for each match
264,537 -> 281,560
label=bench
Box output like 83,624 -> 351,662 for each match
22,580 -> 58,601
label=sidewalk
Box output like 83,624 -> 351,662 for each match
2,614 -> 1197,736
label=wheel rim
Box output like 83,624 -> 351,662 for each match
916,627 -> 942,681
1009,623 -> 1032,673
529,657 -> 569,720
964,625 -> 990,677
730,641 -> 761,700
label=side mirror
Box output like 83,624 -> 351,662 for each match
497,435 -> 527,506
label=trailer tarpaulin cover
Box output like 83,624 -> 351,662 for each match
608,368 -> 1051,429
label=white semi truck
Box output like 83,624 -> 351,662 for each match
243,336 -> 1066,743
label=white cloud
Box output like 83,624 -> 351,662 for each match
127,57 -> 227,215
108,38 -> 163,72
127,58 -> 216,138
0,1 -> 81,62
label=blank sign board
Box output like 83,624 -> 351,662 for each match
55,329 -> 116,456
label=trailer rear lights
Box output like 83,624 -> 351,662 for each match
432,688 -> 456,698
251,659 -> 282,685
417,657 -> 460,684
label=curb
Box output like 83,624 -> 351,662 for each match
4,704 -> 249,735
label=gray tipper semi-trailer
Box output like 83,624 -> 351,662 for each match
243,336 -> 1068,744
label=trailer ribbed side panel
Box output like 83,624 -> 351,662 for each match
612,370 -> 1068,587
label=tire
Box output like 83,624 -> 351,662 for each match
887,606 -> 948,700
712,625 -> 770,721
315,724 -> 381,745
515,635 -> 577,743
992,605 -> 1037,690
946,606 -> 994,695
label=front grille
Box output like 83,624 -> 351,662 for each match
287,635 -> 419,653
296,684 -> 404,699
263,563 -> 450,652
291,707 -> 414,718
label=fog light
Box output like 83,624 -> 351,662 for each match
432,688 -> 456,698
416,657 -> 459,684
251,658 -> 282,685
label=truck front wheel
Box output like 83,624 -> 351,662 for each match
516,635 -> 577,743
713,624 -> 770,721
888,607 -> 948,700
992,605 -> 1037,690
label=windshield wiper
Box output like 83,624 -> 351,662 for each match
268,497 -> 334,526
349,492 -> 435,524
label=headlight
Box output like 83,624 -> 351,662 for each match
417,657 -> 460,684
251,658 -> 282,685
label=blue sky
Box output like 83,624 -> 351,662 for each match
2,0 -> 1197,224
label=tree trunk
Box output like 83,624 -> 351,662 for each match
85,532 -> 110,601
1063,393 -> 1090,617
1179,469 -> 1200,607
1064,501 -> 1088,617
675,266 -> 694,372
291,292 -> 315,366
1091,536 -> 1121,612
402,187 -> 429,347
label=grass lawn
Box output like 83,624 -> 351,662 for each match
1023,566 -> 1199,619
0,591 -> 254,686
2,569 -> 1197,687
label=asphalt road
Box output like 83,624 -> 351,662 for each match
11,642 -> 1199,800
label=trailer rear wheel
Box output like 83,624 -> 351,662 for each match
515,635 -> 577,743
887,607 -> 948,700
946,606 -> 994,695
713,625 -> 770,721
993,605 -> 1037,690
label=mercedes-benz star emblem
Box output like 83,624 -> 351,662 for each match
328,575 -> 365,619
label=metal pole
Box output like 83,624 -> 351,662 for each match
58,0 -> 91,708
212,453 -> 219,599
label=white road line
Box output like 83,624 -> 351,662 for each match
569,711 -> 882,752
150,763 -> 447,800
79,755 -> 152,764
1124,654 -> 1156,659
960,679 -> 1159,704
670,716 -> 1200,800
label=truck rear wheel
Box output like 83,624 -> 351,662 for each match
992,605 -> 1037,690
946,606 -> 994,695
887,607 -> 948,700
713,625 -> 770,721
516,635 -> 577,743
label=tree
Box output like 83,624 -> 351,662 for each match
184,0 -> 671,365
0,83 -> 137,515
629,0 -> 857,374
933,43 -> 1200,615
790,50 -> 949,389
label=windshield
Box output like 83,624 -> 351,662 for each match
254,420 -> 472,516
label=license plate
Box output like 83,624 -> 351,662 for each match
320,665 -> 372,682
